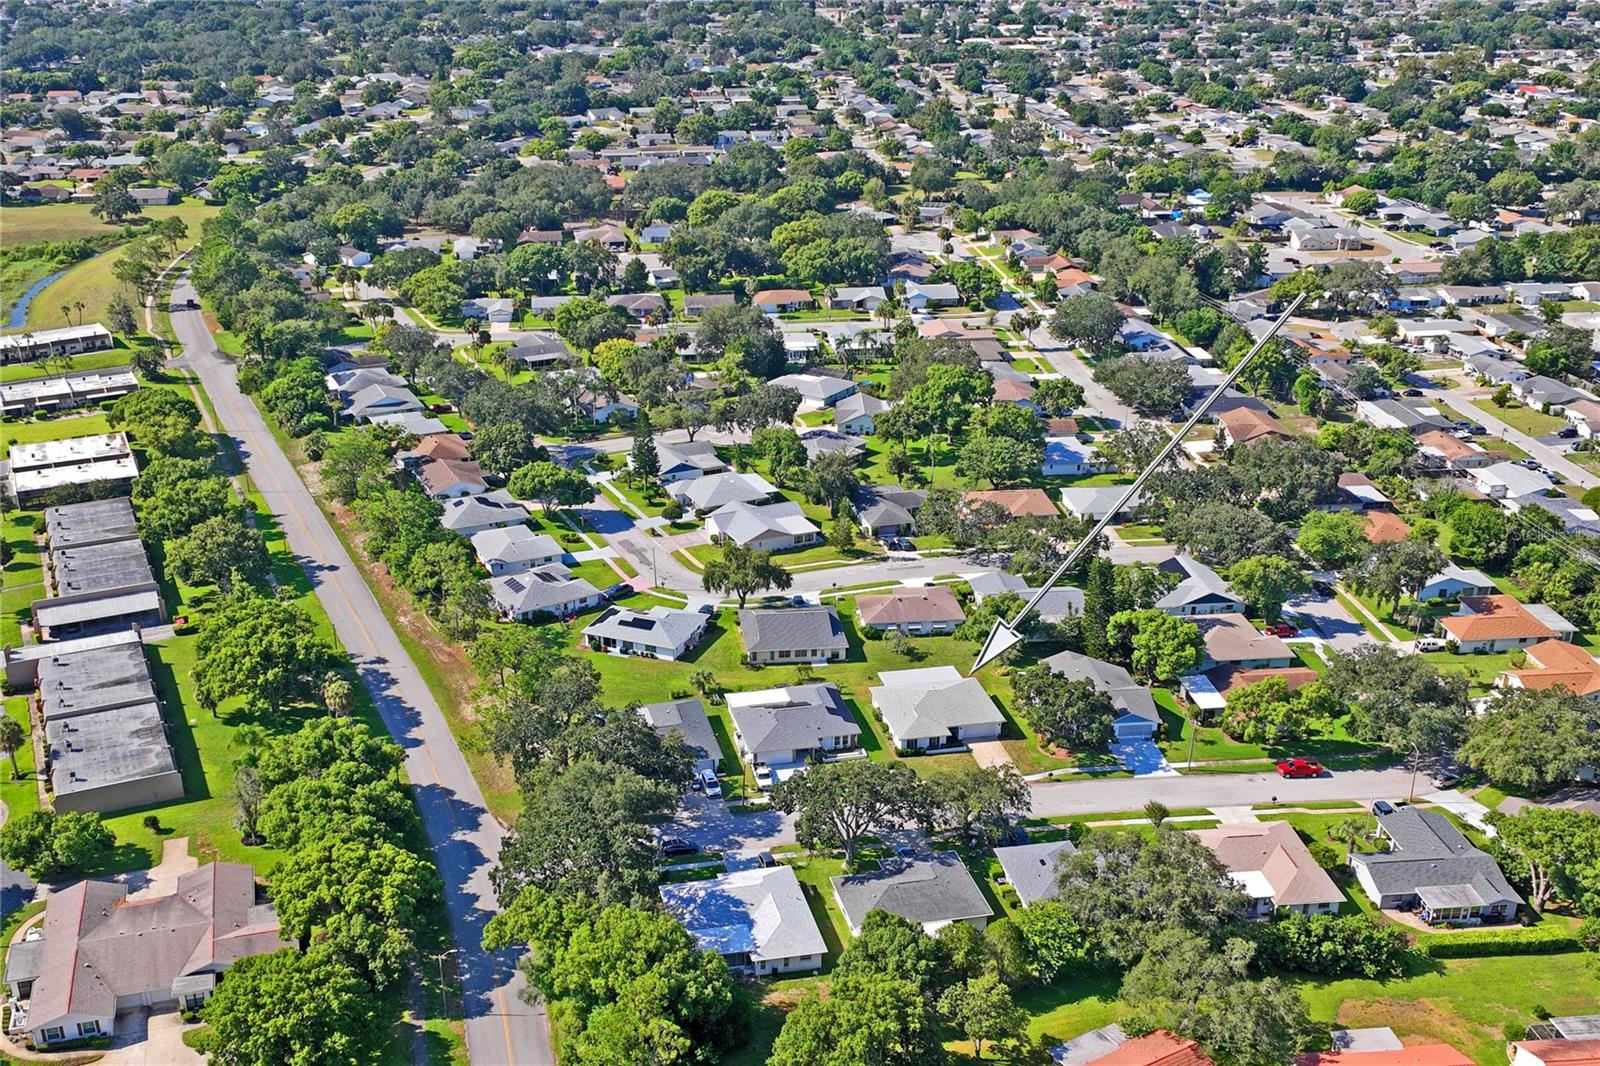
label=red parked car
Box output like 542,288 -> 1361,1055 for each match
1264,622 -> 1299,638
1276,758 -> 1324,778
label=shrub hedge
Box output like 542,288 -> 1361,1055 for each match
1415,925 -> 1581,959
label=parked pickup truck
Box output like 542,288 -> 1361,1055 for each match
1276,758 -> 1325,779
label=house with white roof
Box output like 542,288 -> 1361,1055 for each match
993,839 -> 1077,906
439,491 -> 527,537
1417,565 -> 1497,602
470,526 -> 565,575
489,564 -> 602,621
869,666 -> 1005,752
1472,460 -> 1552,500
582,604 -> 708,661
1041,437 -> 1114,477
660,865 -> 826,975
1154,556 -> 1244,616
668,471 -> 778,513
705,500 -> 820,550
766,373 -> 859,411
649,439 -> 729,483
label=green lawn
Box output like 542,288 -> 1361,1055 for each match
0,345 -> 139,383
2,695 -> 41,822
687,539 -> 884,572
1,409 -> 113,458
1159,689 -> 1390,767
1297,954 -> 1600,1065
1471,398 -> 1566,437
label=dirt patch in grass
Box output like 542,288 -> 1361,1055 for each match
1333,996 -> 1493,1052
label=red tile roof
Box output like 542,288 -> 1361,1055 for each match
1094,1031 -> 1214,1066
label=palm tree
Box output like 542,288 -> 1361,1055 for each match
60,303 -> 72,325
322,673 -> 354,718
73,300 -> 86,326
1331,817 -> 1367,861
0,716 -> 24,780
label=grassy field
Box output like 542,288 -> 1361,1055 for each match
0,345 -> 136,383
16,201 -> 218,331
1471,398 -> 1567,437
0,199 -> 219,246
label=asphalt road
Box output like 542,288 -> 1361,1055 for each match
1427,376 -> 1599,490
168,280 -> 551,1066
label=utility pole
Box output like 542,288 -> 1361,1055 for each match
973,292 -> 1310,672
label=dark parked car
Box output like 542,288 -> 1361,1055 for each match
1372,800 -> 1396,816
603,583 -> 631,601
1402,388 -> 1423,397
1558,427 -> 1579,439
658,836 -> 696,857
1311,579 -> 1334,596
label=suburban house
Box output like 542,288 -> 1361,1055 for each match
766,372 -> 858,410
683,294 -> 736,317
489,564 -> 602,621
659,866 -> 827,975
855,587 -> 966,636
1298,1041 -> 1474,1066
1416,565 -> 1497,602
1155,556 -> 1245,617
1042,650 -> 1161,741
833,392 -> 889,435
1473,460 -> 1553,501
1217,405 -> 1292,446
5,863 -> 288,1047
853,486 -> 927,537
1508,1040 -> 1600,1066
415,456 -> 489,498
1041,437 -> 1114,477
829,285 -> 887,310
904,281 -> 961,309
1349,808 -> 1521,924
737,606 -> 849,664
830,852 -> 993,936
993,839 -> 1077,906
751,288 -> 814,313
1191,821 -> 1344,918
1194,614 -> 1296,669
668,471 -> 778,513
869,666 -> 1005,751
582,604 -> 709,660
1497,640 -> 1600,698
705,500 -> 821,551
1438,595 -> 1577,654
462,297 -> 515,323
963,489 -> 1059,519
637,697 -> 720,775
439,491 -> 527,537
1182,664 -> 1321,721
470,526 -> 565,576
1060,485 -> 1135,521
650,438 -> 729,483
344,383 -> 423,422
725,683 -> 860,776
1049,1029 -> 1216,1066
967,571 -> 1084,628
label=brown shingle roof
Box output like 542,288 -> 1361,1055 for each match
1191,821 -> 1344,908
1439,595 -> 1553,642
963,489 -> 1059,518
1363,510 -> 1412,544
857,587 -> 966,626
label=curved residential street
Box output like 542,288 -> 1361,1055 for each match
167,280 -> 553,1066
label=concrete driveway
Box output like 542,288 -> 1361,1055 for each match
671,792 -> 797,855
1286,589 -> 1378,653
1111,739 -> 1177,777
96,1010 -> 203,1065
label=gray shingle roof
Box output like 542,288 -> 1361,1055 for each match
738,606 -> 848,655
726,683 -> 858,756
637,697 -> 720,767
994,839 -> 1077,906
583,604 -> 707,652
871,668 -> 1003,743
831,852 -> 993,932
1041,650 -> 1159,724
1354,808 -> 1522,906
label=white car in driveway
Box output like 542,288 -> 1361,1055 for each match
699,769 -> 723,797
1415,636 -> 1447,652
